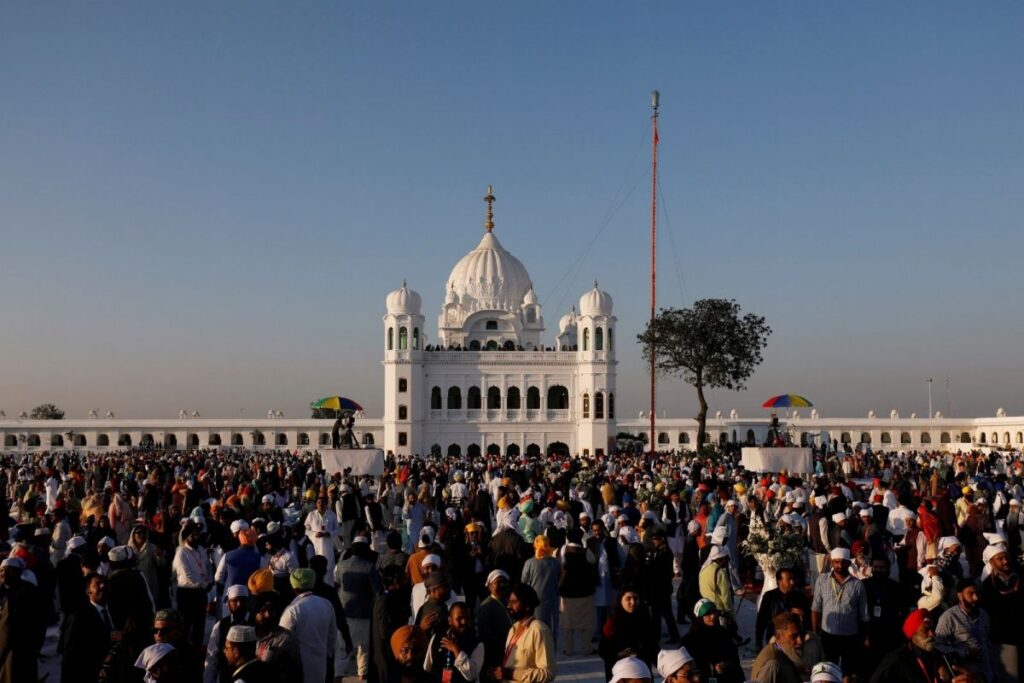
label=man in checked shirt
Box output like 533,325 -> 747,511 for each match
812,547 -> 869,679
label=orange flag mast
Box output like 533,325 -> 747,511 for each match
649,90 -> 660,456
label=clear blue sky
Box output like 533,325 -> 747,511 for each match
2,2 -> 1022,420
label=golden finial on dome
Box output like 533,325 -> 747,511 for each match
484,185 -> 495,233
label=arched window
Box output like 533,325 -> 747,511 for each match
940,432 -> 951,444
921,432 -> 932,444
608,392 -> 615,418
503,340 -> 515,350
526,443 -> 541,457
297,433 -> 309,445
658,432 -> 670,444
469,340 -> 481,350
547,385 -> 569,410
2,435 -> 15,448
387,327 -> 394,350
28,435 -> 41,447
526,387 -> 541,409
486,444 -> 501,456
1018,432 -> 1023,444
1004,432 -> 1011,445
97,434 -> 110,447
398,327 -> 408,350
960,432 -> 971,443
608,328 -> 614,350
991,432 -> 998,444
447,444 -> 462,456
900,432 -> 911,444
840,432 -> 851,444
468,387 -> 482,410
187,433 -> 199,448
679,433 -> 690,444
319,433 -> 331,446
51,434 -> 63,446
276,433 -> 288,446
487,387 -> 501,409
363,433 -> 375,446
413,327 -> 420,349
398,405 -> 407,420
582,393 -> 590,419
583,328 -> 589,351
746,429 -> 756,445
486,340 -> 498,350
719,432 -> 728,445
209,433 -> 223,446
595,327 -> 604,351
507,387 -> 521,410
860,432 -> 872,444
74,434 -> 87,446
249,432 -> 262,446
166,434 -> 178,447
232,433 -> 244,446
467,444 -> 481,458
881,432 -> 892,444
447,387 -> 462,410
431,387 -> 442,410
507,444 -> 521,457
595,392 -> 604,419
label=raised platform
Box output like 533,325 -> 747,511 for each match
320,448 -> 385,476
741,447 -> 814,474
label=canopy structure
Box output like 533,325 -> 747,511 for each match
761,394 -> 813,409
310,396 -> 364,412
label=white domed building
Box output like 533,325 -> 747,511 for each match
382,187 -> 617,458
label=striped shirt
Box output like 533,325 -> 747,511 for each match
811,572 -> 869,636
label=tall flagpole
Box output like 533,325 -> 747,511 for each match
650,90 -> 660,455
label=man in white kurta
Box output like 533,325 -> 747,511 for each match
304,495 -> 340,586
280,568 -> 338,683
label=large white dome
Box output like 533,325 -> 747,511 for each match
446,231 -> 533,311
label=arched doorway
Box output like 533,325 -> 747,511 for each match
276,433 -> 288,446
297,433 -> 309,446
746,429 -> 756,445
447,444 -> 462,457
165,434 -> 178,448
487,387 -> 501,409
486,443 -> 501,456
118,434 -> 131,447
547,385 -> 569,410
51,434 -> 64,447
547,441 -> 569,456
447,387 -> 462,410
467,387 -> 482,410
467,444 -> 482,458
526,387 -> 540,409
210,434 -> 223,446
74,434 -> 87,447
431,387 -> 442,410
507,443 -> 521,457
28,435 -> 41,447
232,433 -> 244,446
97,434 -> 110,447
526,443 -> 541,457
187,434 -> 199,448
507,387 -> 521,410
141,433 -> 155,448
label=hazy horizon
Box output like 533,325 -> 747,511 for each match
2,2 -> 1022,421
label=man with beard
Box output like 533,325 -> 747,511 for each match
936,579 -> 992,683
369,565 -> 412,683
486,584 -> 555,683
204,585 -> 253,683
751,612 -> 805,683
423,602 -> 485,683
979,544 -> 1022,683
863,555 -> 908,673
756,568 -> 811,649
475,570 -> 512,683
811,548 -> 869,678
870,609 -> 979,683
171,520 -> 213,647
252,594 -> 303,683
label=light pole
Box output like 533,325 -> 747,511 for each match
927,378 -> 933,420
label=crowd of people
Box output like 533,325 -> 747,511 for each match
0,443 -> 1022,683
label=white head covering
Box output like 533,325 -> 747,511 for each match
983,532 -> 1007,546
811,661 -> 843,683
134,643 -> 176,678
421,553 -> 442,568
939,536 -> 961,552
98,536 -> 116,549
831,512 -> 847,524
619,526 -> 640,544
984,544 -> 1008,565
67,536 -> 87,551
610,656 -> 652,683
686,520 -> 700,535
830,548 -> 851,561
225,584 -> 249,600
486,569 -> 509,586
226,625 -> 258,643
267,521 -> 281,535
656,647 -> 695,679
229,520 -> 250,535
708,545 -> 729,562
710,526 -> 728,545
108,546 -> 131,563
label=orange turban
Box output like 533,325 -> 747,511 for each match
247,567 -> 274,595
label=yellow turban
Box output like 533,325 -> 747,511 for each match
497,498 -> 510,510
247,567 -> 274,595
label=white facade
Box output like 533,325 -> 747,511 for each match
3,193 -> 1024,457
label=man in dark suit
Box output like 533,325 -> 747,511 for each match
60,573 -> 113,683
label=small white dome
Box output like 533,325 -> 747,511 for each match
444,284 -> 459,306
579,281 -> 613,316
523,286 -> 538,306
558,309 -> 577,333
386,280 -> 422,315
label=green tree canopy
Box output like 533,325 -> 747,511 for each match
30,403 -> 65,420
638,299 -> 771,449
